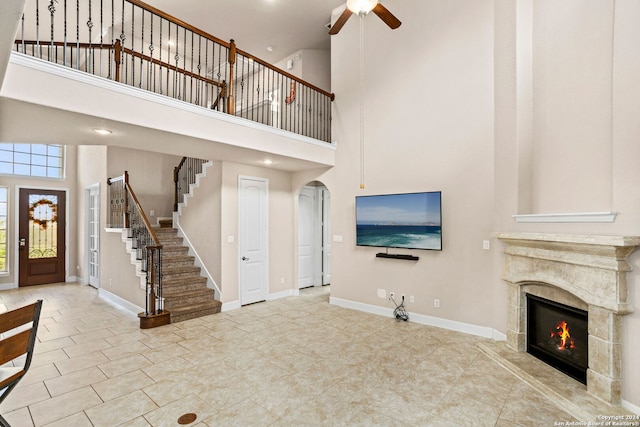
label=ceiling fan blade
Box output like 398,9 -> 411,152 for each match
372,3 -> 402,30
329,7 -> 353,35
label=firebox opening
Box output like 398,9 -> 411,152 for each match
526,294 -> 588,385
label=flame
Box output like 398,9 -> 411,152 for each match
550,321 -> 575,351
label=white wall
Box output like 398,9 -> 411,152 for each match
320,0 -> 640,408
219,162 -> 294,304
323,0 -> 497,324
177,161 -> 223,292
274,49 -> 331,92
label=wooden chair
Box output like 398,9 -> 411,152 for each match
0,300 -> 43,427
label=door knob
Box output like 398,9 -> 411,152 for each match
242,256 -> 250,261
19,237 -> 26,247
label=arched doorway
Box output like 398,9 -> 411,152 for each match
297,182 -> 331,289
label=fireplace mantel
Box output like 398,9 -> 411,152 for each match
496,232 -> 640,314
496,232 -> 640,405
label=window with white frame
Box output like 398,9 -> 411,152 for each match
0,144 -> 64,178
0,187 -> 7,272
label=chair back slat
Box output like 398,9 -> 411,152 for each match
0,302 -> 39,334
0,299 -> 42,426
0,368 -> 25,390
0,329 -> 31,365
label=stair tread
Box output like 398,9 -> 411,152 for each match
163,276 -> 207,284
163,287 -> 213,297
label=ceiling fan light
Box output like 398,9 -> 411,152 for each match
346,0 -> 378,15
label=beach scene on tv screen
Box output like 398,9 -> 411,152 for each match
356,192 -> 442,250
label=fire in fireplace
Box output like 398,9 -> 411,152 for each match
526,294 -> 588,384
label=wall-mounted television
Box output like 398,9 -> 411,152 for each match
356,191 -> 442,251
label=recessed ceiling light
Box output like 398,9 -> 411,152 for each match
267,46 -> 273,52
93,128 -> 112,135
262,159 -> 273,165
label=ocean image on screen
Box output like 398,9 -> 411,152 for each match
356,192 -> 442,250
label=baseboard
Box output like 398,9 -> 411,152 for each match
98,288 -> 144,315
329,296 -> 501,340
0,283 -> 17,290
221,300 -> 241,312
221,288 -> 298,312
622,399 -> 640,415
268,288 -> 299,301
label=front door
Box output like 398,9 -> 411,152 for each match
19,188 -> 66,286
238,176 -> 269,305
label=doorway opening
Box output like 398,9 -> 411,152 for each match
297,182 -> 331,289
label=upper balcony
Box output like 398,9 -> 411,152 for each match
0,0 -> 336,171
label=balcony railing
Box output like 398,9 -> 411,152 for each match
14,0 -> 334,142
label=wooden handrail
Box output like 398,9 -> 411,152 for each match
235,47 -> 335,100
125,0 -> 335,99
15,40 -> 114,50
124,181 -> 162,249
107,171 -> 161,247
121,46 -> 224,88
173,157 -> 186,212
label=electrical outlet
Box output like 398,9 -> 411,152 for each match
434,299 -> 440,308
410,295 -> 415,303
389,292 -> 395,300
377,289 -> 386,299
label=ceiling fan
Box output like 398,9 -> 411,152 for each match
329,0 -> 401,35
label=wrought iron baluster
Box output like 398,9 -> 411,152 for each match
182,26 -> 187,100
158,17 -> 163,94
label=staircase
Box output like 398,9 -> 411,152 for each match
155,220 -> 221,323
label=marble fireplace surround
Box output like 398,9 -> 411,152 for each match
496,232 -> 640,405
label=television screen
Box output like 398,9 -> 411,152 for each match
356,191 -> 442,251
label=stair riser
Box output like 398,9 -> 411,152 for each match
162,258 -> 196,267
163,266 -> 200,274
162,249 -> 189,258
164,275 -> 203,283
158,238 -> 184,246
165,295 -> 215,309
171,307 -> 221,323
163,282 -> 208,294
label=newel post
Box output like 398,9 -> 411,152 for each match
227,39 -> 236,114
114,39 -> 122,83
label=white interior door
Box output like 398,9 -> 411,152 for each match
87,185 -> 100,288
298,186 -> 316,289
238,176 -> 269,305
321,188 -> 331,285
298,185 -> 331,288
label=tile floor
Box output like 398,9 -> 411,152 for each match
0,282 -> 581,426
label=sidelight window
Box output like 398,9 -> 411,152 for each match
0,187 -> 7,272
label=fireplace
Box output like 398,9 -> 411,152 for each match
496,232 -> 640,404
526,294 -> 588,384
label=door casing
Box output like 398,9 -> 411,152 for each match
17,187 -> 68,286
